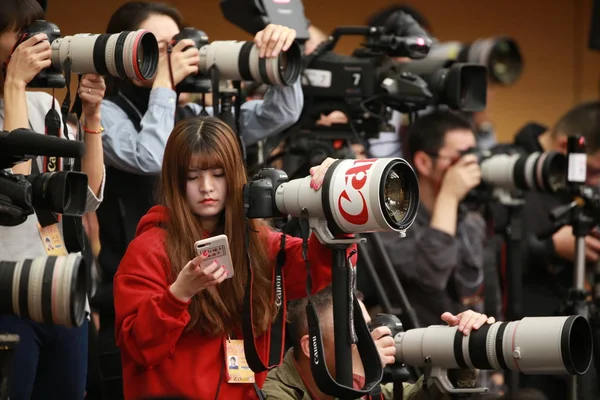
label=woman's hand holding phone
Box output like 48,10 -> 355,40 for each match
169,252 -> 229,302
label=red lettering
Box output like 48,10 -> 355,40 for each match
338,190 -> 369,225
337,160 -> 375,226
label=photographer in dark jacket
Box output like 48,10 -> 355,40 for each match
505,101 -> 600,400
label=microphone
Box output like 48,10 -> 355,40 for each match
0,129 -> 85,170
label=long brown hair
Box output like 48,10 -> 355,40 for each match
160,117 -> 274,336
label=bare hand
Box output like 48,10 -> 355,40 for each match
441,310 -> 495,336
440,154 -> 481,201
370,326 -> 396,367
154,40 -> 199,88
78,74 -> 106,120
552,225 -> 600,262
5,33 -> 51,87
170,253 -> 229,302
309,157 -> 337,190
254,24 -> 296,58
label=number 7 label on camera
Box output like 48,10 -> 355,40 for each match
225,339 -> 255,383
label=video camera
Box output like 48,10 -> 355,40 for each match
9,20 -> 159,88
0,129 -> 88,227
415,37 -> 524,86
298,11 -> 487,137
373,313 -> 592,395
172,27 -> 302,94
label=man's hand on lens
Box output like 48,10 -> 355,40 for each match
441,310 -> 495,336
5,33 -> 51,88
370,326 -> 396,367
254,24 -> 296,59
153,39 -> 200,89
552,225 -> 600,262
439,154 -> 481,202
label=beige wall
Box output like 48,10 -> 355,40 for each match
43,0 -> 600,142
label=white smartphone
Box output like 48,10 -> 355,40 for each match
194,234 -> 234,279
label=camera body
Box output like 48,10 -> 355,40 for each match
243,168 -> 290,219
17,20 -> 65,88
173,28 -> 212,93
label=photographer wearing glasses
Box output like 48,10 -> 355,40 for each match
0,0 -> 106,398
377,110 -> 487,327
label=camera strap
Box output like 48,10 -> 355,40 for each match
241,221 -> 286,372
55,62 -> 84,253
297,212 -> 383,398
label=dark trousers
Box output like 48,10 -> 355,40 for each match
0,314 -> 88,400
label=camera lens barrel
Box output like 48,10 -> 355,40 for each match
274,158 -> 419,236
51,30 -> 158,81
395,316 -> 592,375
480,151 -> 567,193
199,41 -> 302,86
0,255 -> 87,328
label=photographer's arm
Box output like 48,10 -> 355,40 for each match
114,234 -> 190,368
238,78 -> 303,146
3,33 -> 52,175
3,80 -> 31,174
379,218 -> 460,294
77,74 -> 106,204
100,88 -> 177,175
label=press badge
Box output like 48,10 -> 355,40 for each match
225,339 -> 255,383
37,223 -> 67,256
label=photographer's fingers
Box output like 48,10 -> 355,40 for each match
267,27 -> 294,58
172,39 -> 196,53
370,326 -> 392,341
283,30 -> 296,52
310,157 -> 336,190
441,311 -> 460,326
23,33 -> 49,50
457,310 -> 476,334
458,154 -> 479,166
256,25 -> 275,58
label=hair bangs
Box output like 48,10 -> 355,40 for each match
0,0 -> 44,34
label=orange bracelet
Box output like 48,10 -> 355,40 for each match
83,126 -> 104,134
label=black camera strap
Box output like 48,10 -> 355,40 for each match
55,60 -> 84,253
297,212 -> 383,399
241,220 -> 286,372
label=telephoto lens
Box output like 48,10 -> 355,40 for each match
478,150 -> 567,193
0,254 -> 88,328
198,40 -> 302,86
274,158 -> 420,239
20,20 -> 159,88
395,316 -> 593,376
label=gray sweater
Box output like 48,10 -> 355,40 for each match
0,91 -> 105,262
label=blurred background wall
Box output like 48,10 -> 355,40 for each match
42,0 -> 600,142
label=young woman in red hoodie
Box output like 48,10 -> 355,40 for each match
113,116 -> 353,399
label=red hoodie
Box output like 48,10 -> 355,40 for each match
114,205 -> 356,400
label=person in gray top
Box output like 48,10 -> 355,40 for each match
378,110 -> 487,327
0,0 -> 107,398
100,2 -> 303,175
